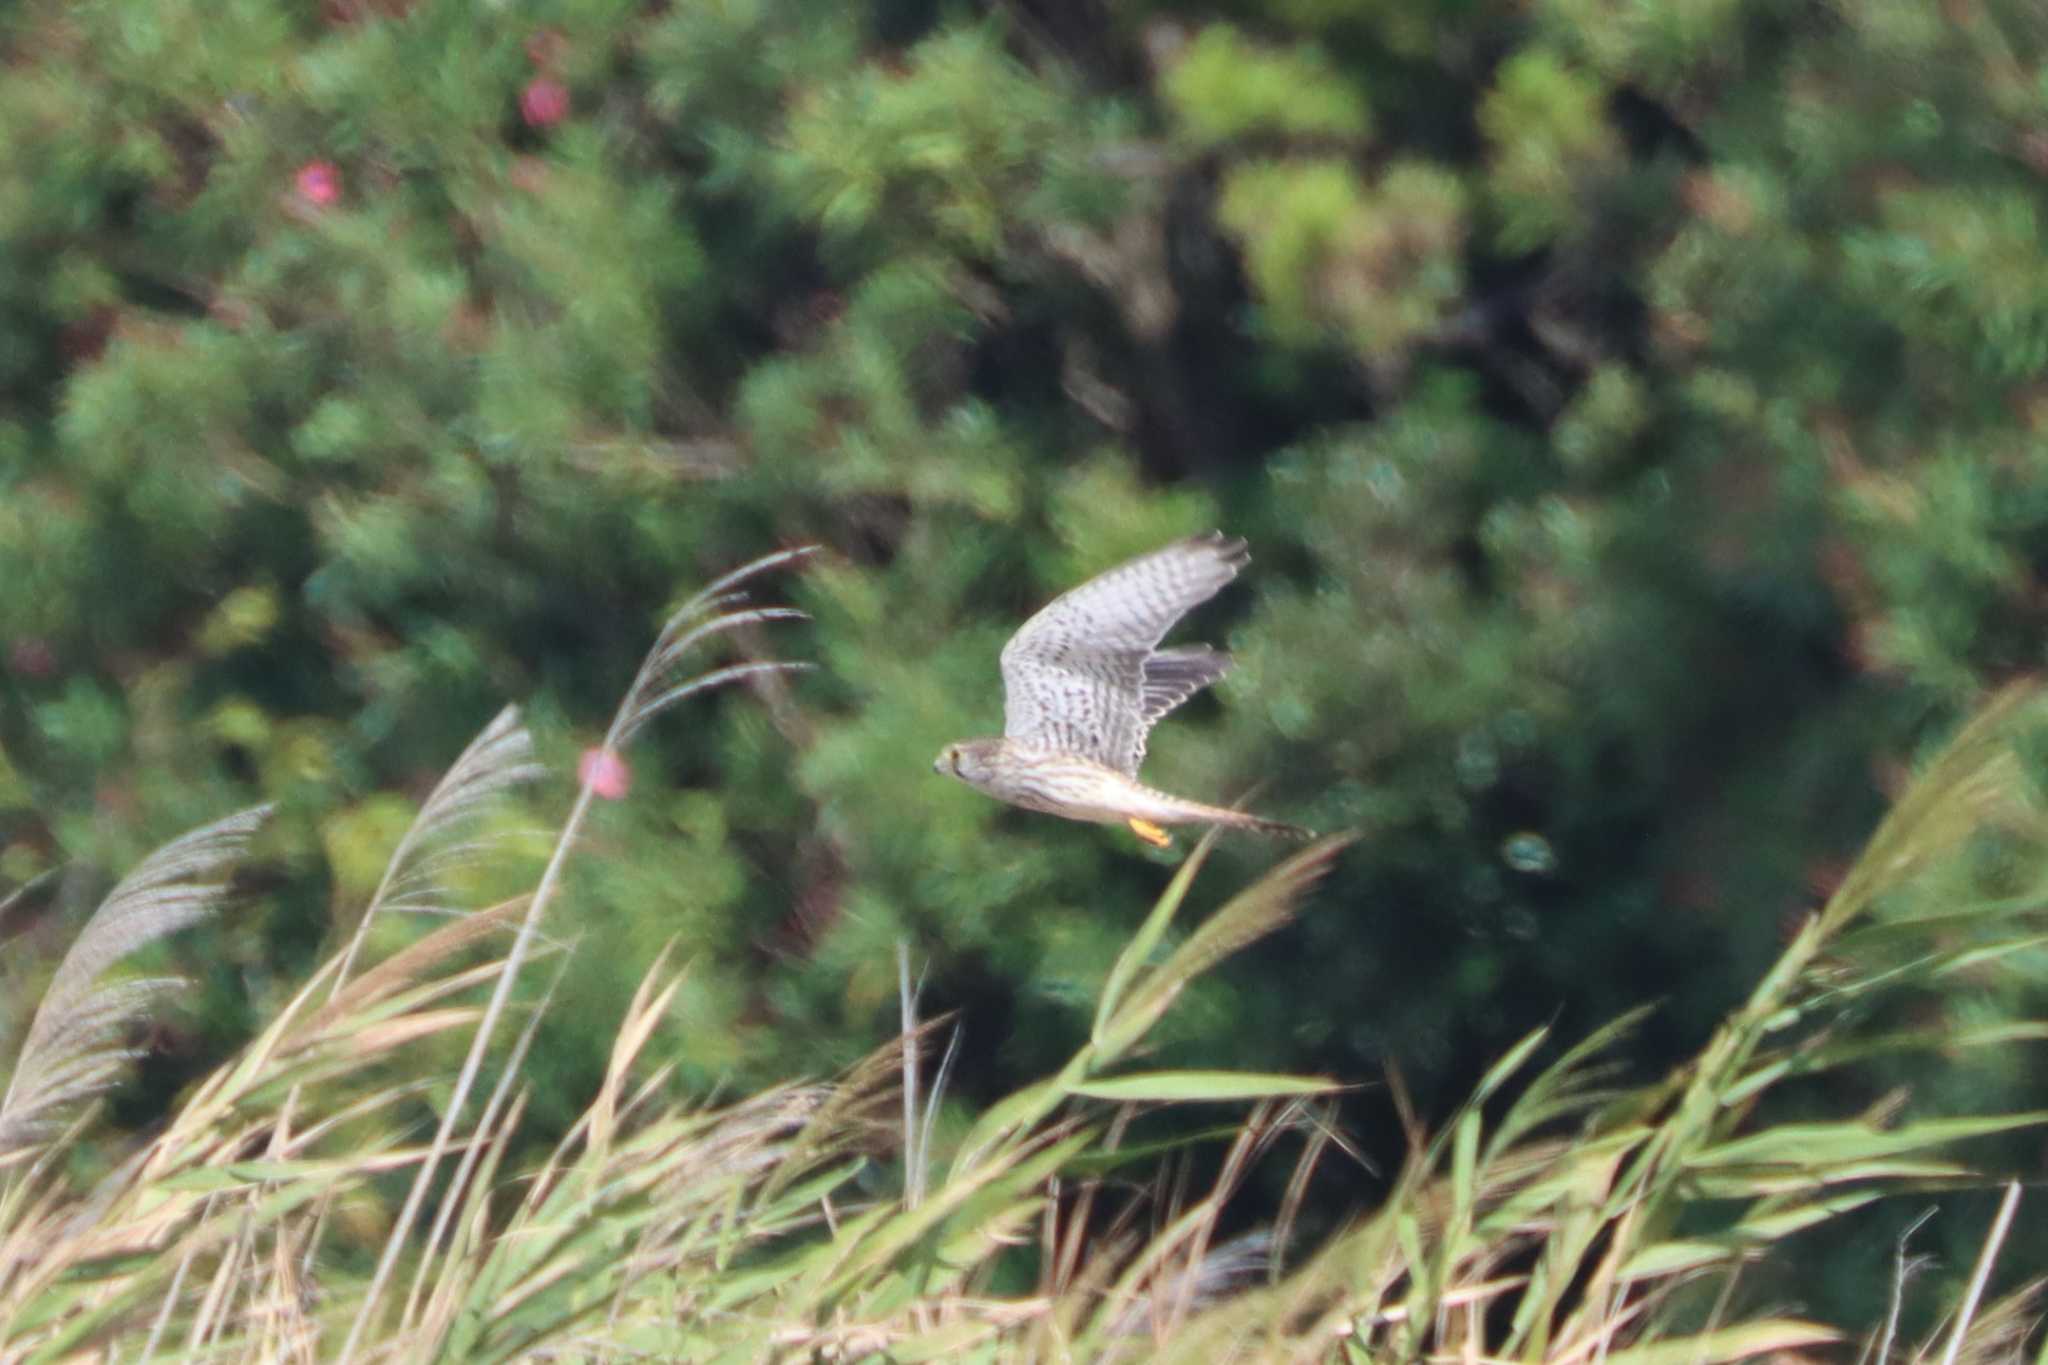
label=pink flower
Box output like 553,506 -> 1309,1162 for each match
578,746 -> 631,800
8,638 -> 56,678
520,79 -> 570,128
294,161 -> 341,207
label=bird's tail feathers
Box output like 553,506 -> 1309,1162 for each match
1223,810 -> 1316,842
1206,780 -> 1312,841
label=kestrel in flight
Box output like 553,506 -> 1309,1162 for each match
934,532 -> 1309,847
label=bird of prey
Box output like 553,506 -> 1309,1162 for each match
934,532 -> 1309,847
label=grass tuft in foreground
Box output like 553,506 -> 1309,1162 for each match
2,563 -> 2045,1361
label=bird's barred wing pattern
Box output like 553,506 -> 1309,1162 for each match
1139,646 -> 1234,730
1000,532 -> 1247,774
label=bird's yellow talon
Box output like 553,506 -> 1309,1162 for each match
1128,819 -> 1172,849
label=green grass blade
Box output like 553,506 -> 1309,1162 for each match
1066,1071 -> 1341,1102
1092,828 -> 1220,1047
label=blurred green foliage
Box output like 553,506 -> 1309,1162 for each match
4,0 -> 2048,1327
1163,29 -> 1371,147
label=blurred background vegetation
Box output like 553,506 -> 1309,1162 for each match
4,0 -> 2048,1332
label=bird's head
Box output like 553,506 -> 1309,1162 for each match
933,738 -> 1004,786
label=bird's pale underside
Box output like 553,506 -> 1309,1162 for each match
934,532 -> 1309,848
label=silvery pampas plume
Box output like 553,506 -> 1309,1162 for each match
0,805 -> 269,1155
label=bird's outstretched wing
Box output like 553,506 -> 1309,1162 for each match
1000,532 -> 1247,774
